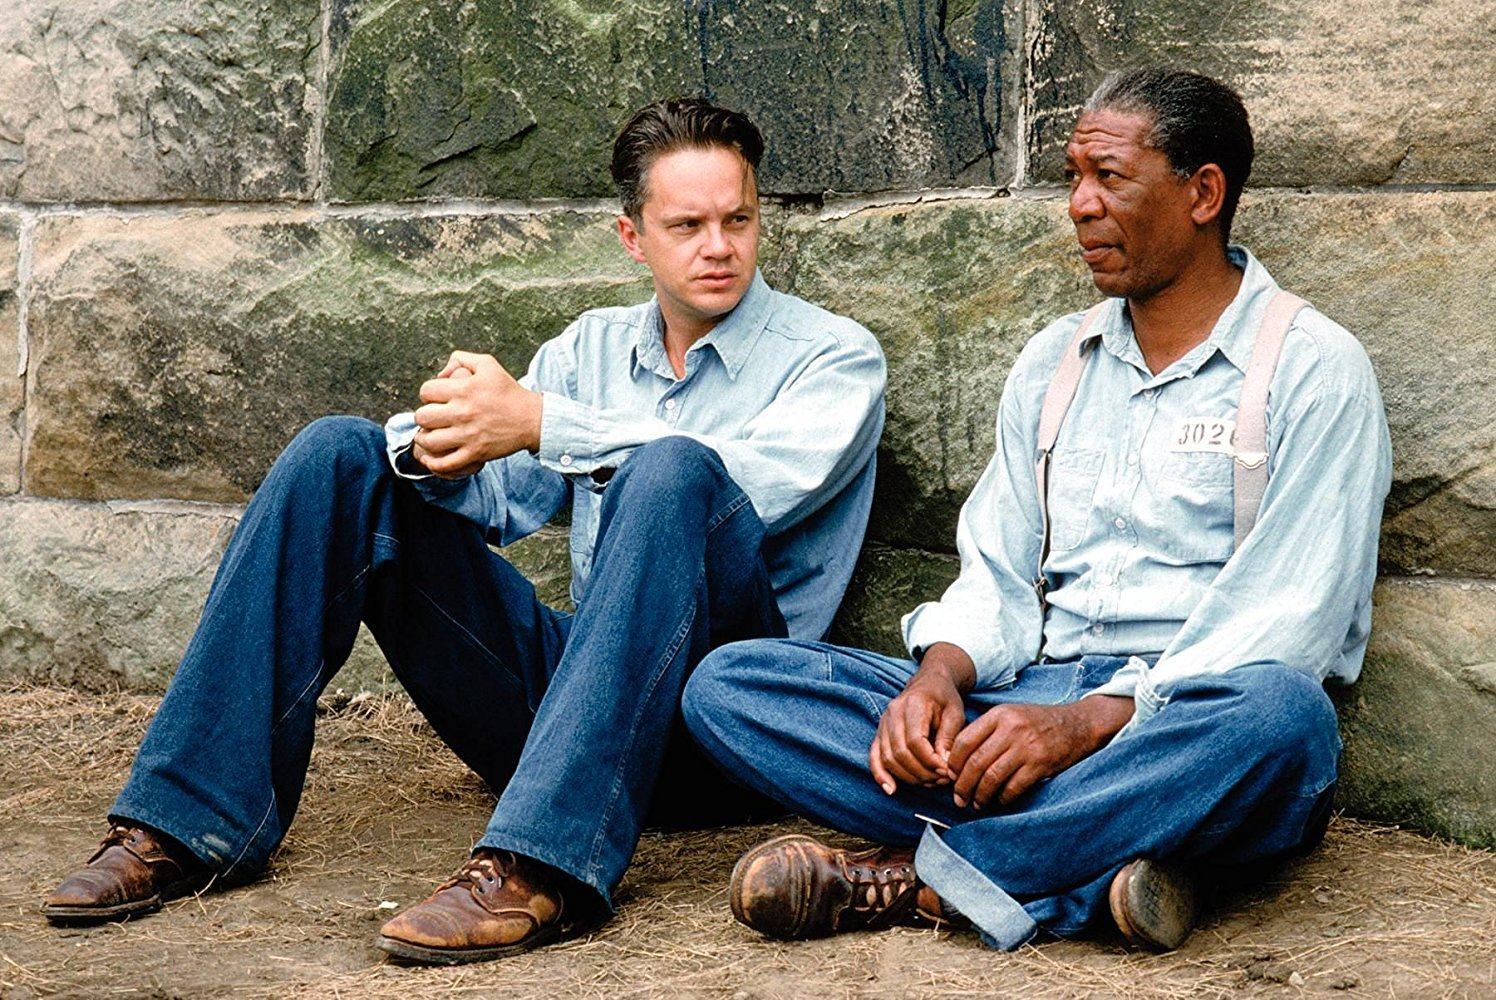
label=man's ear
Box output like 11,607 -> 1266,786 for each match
617,214 -> 647,264
1189,163 -> 1228,229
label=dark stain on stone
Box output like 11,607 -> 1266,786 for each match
896,0 -> 1003,183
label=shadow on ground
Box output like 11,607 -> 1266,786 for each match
1,688 -> 1492,998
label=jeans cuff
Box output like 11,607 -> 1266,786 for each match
914,824 -> 1037,951
476,829 -> 615,913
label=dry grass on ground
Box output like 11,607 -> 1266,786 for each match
1,688 -> 1492,999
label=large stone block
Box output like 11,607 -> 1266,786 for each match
23,209 -> 654,502
0,1 -> 319,202
783,191 -> 1496,575
1026,0 -> 1496,186
828,543 -> 958,656
1335,577 -> 1496,848
0,215 -> 20,494
0,498 -> 572,693
324,0 -> 1014,201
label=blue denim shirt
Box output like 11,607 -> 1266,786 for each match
384,271 -> 887,641
902,246 -> 1391,727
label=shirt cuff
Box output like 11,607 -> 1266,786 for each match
383,412 -> 434,481
382,412 -> 467,491
536,391 -> 598,475
1084,656 -> 1167,740
901,602 -> 1013,691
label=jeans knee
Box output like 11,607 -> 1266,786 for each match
611,436 -> 724,502
1219,664 -> 1340,775
280,415 -> 387,481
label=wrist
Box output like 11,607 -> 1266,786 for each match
522,388 -> 544,453
913,642 -> 977,696
1070,694 -> 1134,750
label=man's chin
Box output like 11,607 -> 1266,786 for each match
1087,268 -> 1131,298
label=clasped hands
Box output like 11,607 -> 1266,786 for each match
411,351 -> 544,479
869,642 -> 1134,812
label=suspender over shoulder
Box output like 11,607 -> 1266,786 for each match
1031,290 -> 1308,625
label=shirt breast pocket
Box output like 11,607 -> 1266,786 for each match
1047,447 -> 1105,552
1154,451 -> 1235,562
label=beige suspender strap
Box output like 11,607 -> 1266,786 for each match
1033,303 -> 1107,612
1232,290 -> 1307,548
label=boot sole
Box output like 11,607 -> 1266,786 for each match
1109,859 -> 1196,952
376,918 -> 586,966
42,874 -> 211,926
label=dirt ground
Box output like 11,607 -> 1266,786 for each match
1,688 -> 1492,999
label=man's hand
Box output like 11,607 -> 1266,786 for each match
946,695 -> 1134,810
411,351 -> 543,479
868,643 -> 977,795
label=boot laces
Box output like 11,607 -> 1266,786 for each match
445,849 -> 515,894
847,857 -> 918,915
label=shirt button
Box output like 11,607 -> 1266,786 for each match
664,398 -> 677,411
559,454 -> 573,467
1143,389 -> 1157,399
1126,452 -> 1139,466
1113,517 -> 1127,530
1092,623 -> 1105,635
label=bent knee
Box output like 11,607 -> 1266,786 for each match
283,415 -> 387,473
612,436 -> 725,496
683,639 -> 821,738
1209,664 -> 1340,769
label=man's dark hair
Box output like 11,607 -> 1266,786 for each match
1085,67 -> 1254,242
610,97 -> 765,221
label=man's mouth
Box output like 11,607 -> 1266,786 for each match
1078,239 -> 1118,266
696,271 -> 737,287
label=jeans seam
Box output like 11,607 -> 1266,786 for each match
272,659 -> 326,732
221,795 -> 276,882
412,584 -> 506,668
705,491 -> 752,533
323,563 -> 374,613
582,584 -> 699,883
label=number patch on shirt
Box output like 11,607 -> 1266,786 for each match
1168,418 -> 1235,454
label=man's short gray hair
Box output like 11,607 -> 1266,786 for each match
1085,67 -> 1254,242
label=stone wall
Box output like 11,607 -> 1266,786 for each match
1,1 -> 1492,846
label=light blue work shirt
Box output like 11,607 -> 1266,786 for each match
902,246 -> 1391,727
384,271 -> 887,641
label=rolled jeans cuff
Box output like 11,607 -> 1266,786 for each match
914,824 -> 1038,951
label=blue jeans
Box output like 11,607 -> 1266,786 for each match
682,641 -> 1340,949
112,417 -> 786,909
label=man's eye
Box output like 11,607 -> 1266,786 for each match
1098,169 -> 1117,180
1063,169 -> 1078,185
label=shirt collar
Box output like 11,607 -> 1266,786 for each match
1080,245 -> 1282,375
631,269 -> 774,382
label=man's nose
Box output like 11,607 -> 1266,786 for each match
1068,178 -> 1104,223
701,223 -> 733,258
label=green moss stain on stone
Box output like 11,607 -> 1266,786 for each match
324,0 -> 1014,200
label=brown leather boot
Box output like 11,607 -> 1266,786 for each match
376,849 -> 576,965
43,824 -> 212,924
729,833 -> 961,940
1109,858 -> 1197,951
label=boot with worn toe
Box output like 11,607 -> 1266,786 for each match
1109,858 -> 1197,951
377,849 -> 577,965
43,824 -> 212,924
729,833 -> 960,940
